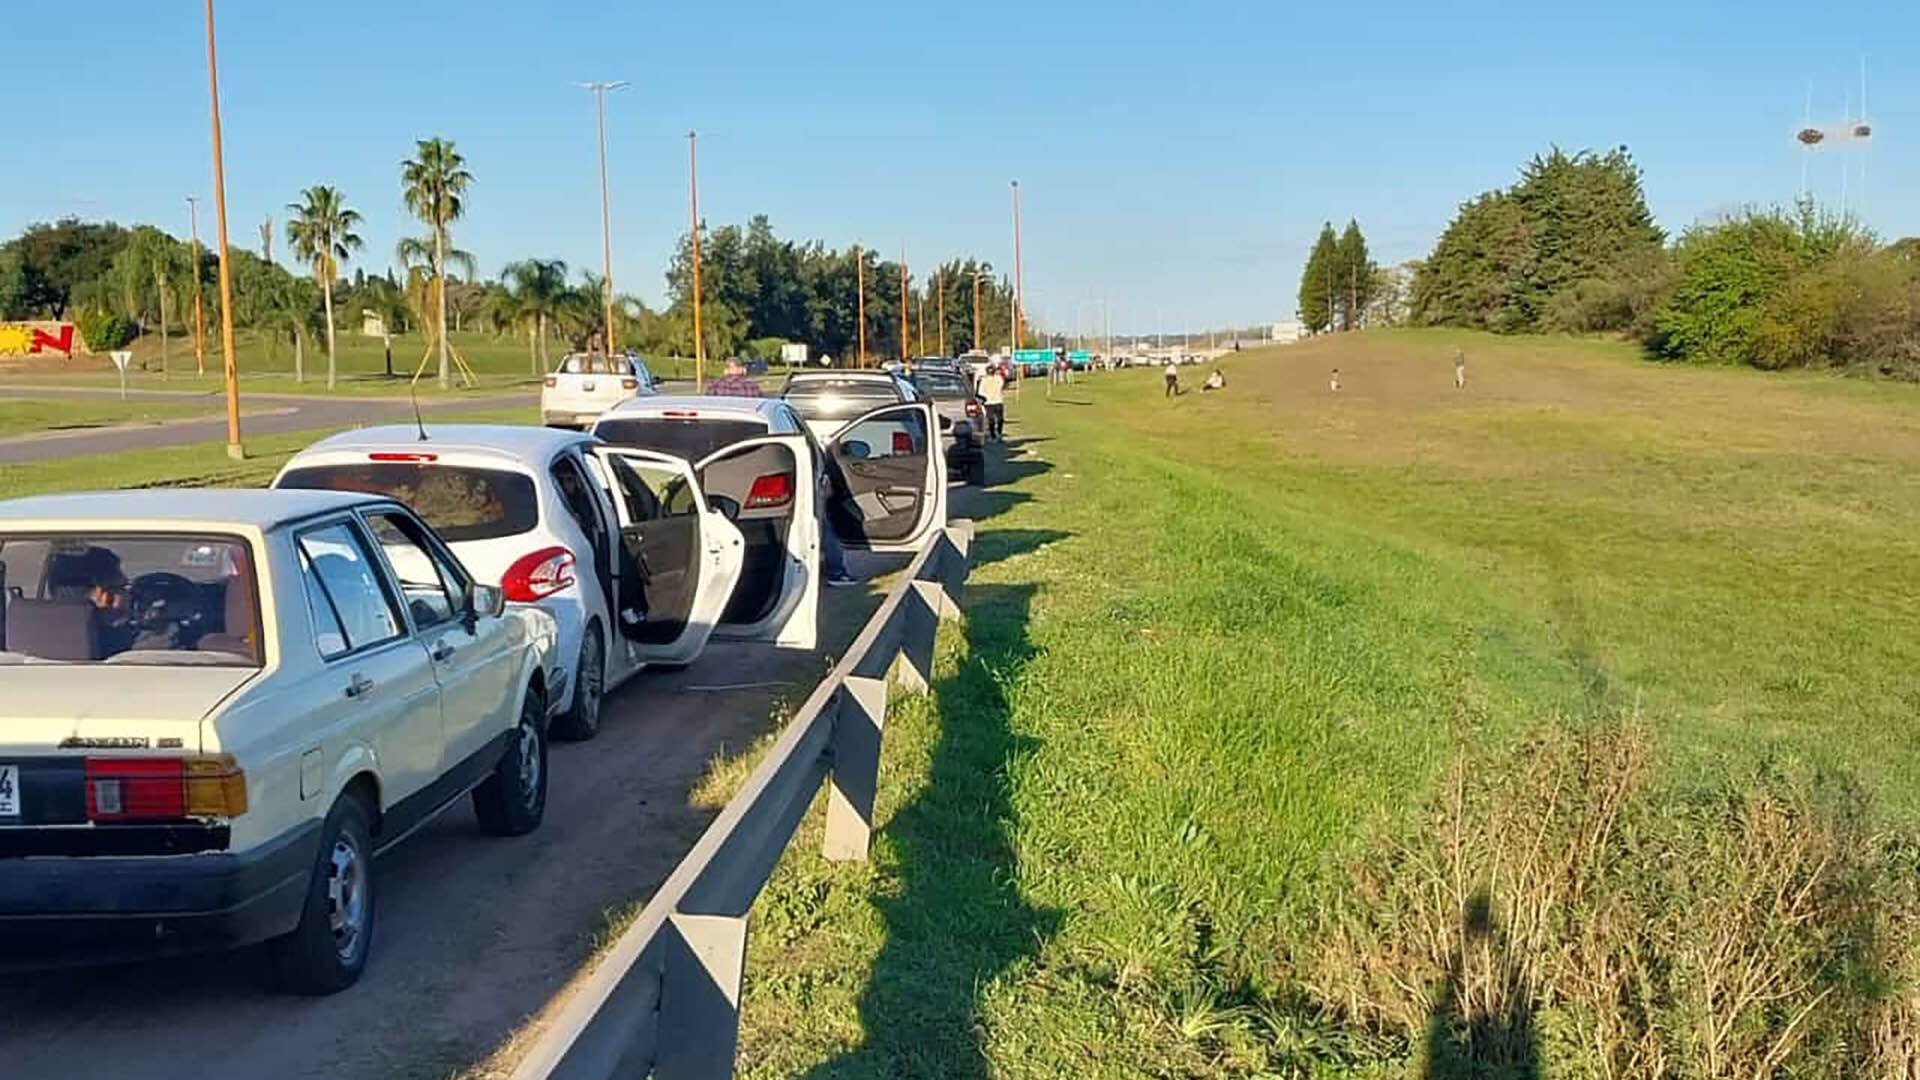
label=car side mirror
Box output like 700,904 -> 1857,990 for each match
842,439 -> 871,461
467,583 -> 506,621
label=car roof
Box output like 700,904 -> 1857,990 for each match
294,424 -> 596,463
598,395 -> 787,420
0,489 -> 381,529
785,369 -> 899,382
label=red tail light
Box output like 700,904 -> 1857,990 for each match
621,378 -> 639,390
892,431 -> 913,454
964,399 -> 982,417
543,376 -> 558,387
744,473 -> 795,509
502,546 -> 576,602
86,756 -> 247,821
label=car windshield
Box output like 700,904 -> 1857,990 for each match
277,462 -> 539,542
910,372 -> 972,398
594,417 -> 768,461
0,533 -> 262,666
782,378 -> 901,421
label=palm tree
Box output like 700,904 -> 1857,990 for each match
400,138 -> 473,388
285,186 -> 363,389
502,258 -> 569,373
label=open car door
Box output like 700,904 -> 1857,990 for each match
694,434 -> 820,650
587,447 -> 745,667
823,402 -> 948,553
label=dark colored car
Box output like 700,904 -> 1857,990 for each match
908,369 -> 987,486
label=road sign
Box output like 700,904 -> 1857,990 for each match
110,350 -> 132,400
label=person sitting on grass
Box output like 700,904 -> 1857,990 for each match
707,357 -> 763,398
1202,369 -> 1225,392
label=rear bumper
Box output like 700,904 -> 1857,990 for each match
542,410 -> 601,430
0,819 -> 321,970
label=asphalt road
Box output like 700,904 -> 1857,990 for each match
0,386 -> 537,464
0,546 -> 908,1080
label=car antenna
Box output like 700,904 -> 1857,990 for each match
409,376 -> 430,442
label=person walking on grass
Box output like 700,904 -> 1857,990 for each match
1164,358 -> 1180,397
707,357 -> 762,398
1454,347 -> 1467,390
978,364 -> 1007,441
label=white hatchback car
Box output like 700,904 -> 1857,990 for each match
0,489 -> 556,993
541,352 -> 658,429
276,426 -> 744,742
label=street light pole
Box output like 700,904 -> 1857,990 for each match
187,196 -> 206,377
854,243 -> 866,368
202,0 -> 243,460
936,267 -> 945,355
898,249 -> 909,363
579,80 -> 628,356
1010,180 -> 1024,349
972,271 -> 982,351
688,130 -> 704,390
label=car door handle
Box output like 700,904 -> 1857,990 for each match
344,674 -> 376,699
431,641 -> 456,662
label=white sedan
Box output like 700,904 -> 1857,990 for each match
0,489 -> 557,993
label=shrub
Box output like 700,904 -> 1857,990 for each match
74,308 -> 135,352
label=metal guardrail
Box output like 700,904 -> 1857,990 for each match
509,520 -> 976,1080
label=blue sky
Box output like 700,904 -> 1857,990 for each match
4,0 -> 1910,334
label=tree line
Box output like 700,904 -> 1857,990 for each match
1402,146 -> 1920,377
0,137 -> 1031,386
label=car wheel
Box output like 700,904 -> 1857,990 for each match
270,793 -> 377,995
473,692 -> 548,837
550,625 -> 604,742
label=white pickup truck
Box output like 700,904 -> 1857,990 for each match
0,490 -> 558,993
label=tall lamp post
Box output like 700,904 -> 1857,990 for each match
854,243 -> 867,368
202,0 -> 243,460
1010,179 -> 1025,349
972,270 -> 983,351
688,130 -> 704,390
898,249 -> 909,363
187,196 -> 207,377
579,80 -> 628,356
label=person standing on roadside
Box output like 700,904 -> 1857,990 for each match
978,364 -> 1007,441
707,357 -> 762,397
1454,347 -> 1467,390
1329,368 -> 1342,393
1164,359 -> 1180,397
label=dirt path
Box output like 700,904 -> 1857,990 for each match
0,547 -> 910,1080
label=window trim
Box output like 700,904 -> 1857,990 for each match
292,516 -> 410,663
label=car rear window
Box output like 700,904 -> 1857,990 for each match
910,372 -> 972,397
558,354 -> 628,376
782,378 -> 901,421
277,463 -> 539,542
594,418 -> 768,461
0,533 -> 261,666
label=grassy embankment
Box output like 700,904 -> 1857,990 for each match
0,397 -> 214,438
725,328 -> 1920,1077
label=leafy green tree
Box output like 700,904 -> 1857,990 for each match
2,219 -> 130,318
400,138 -> 474,387
286,186 -> 364,389
496,259 -> 570,370
1299,223 -> 1339,333
0,249 -> 30,320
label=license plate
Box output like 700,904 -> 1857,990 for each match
582,380 -> 596,391
0,764 -> 18,818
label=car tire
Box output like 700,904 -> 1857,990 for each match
550,625 -> 604,742
269,793 -> 377,996
473,692 -> 548,837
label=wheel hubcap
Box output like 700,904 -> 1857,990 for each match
326,835 -> 367,961
518,722 -> 542,811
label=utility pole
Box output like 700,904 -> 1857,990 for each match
202,0 -> 243,459
898,250 -> 910,362
580,81 -> 629,356
688,130 -> 704,390
187,196 -> 207,377
972,271 -> 983,351
1010,180 -> 1024,349
854,243 -> 866,368
936,267 -> 946,355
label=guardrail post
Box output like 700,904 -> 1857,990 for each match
823,675 -> 887,862
654,912 -> 750,1080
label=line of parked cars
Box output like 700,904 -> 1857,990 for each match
0,351 -> 969,994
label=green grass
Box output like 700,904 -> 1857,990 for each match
0,397 -> 214,438
2,328 -> 757,397
729,328 -> 1920,1077
0,406 -> 535,498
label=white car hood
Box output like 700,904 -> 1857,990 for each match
0,666 -> 259,753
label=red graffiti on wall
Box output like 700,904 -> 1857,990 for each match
31,325 -> 75,355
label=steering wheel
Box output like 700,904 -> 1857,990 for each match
128,572 -> 207,637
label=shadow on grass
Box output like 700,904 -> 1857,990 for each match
970,528 -> 1071,569
797,581 -> 1060,1080
1421,887 -> 1540,1080
955,488 -> 1034,524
